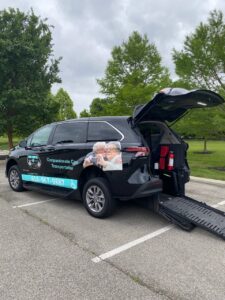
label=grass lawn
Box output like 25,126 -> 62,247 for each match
186,140 -> 225,181
0,136 -> 21,150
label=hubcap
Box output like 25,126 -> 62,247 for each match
86,185 -> 105,213
9,169 -> 20,189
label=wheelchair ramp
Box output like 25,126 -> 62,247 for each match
158,195 -> 225,240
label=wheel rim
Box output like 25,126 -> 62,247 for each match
9,169 -> 20,189
86,185 -> 105,213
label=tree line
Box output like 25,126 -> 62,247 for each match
0,8 -> 225,149
0,8 -> 76,148
80,10 -> 225,151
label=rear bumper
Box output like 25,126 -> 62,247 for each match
119,177 -> 162,201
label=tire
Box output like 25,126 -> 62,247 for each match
82,177 -> 116,218
8,165 -> 25,192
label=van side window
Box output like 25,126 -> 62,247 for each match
30,125 -> 54,147
52,122 -> 87,144
88,122 -> 122,141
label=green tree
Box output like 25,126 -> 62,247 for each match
89,98 -> 109,116
172,10 -> 225,151
79,98 -> 110,117
37,92 -> 60,125
97,31 -> 171,115
0,8 -> 61,148
173,107 -> 225,151
54,88 -> 77,120
173,10 -> 225,92
79,109 -> 90,118
10,92 -> 60,138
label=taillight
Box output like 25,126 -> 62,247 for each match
124,146 -> 150,157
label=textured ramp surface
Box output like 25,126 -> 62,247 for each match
159,196 -> 225,240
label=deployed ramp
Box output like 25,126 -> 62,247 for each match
158,195 -> 225,240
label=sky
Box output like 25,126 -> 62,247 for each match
1,0 -> 225,114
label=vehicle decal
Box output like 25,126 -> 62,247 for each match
83,141 -> 123,171
47,158 -> 79,171
27,155 -> 41,169
22,174 -> 78,189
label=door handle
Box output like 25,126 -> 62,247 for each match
45,146 -> 55,152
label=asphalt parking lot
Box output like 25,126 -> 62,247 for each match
0,160 -> 225,300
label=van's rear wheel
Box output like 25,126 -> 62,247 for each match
82,177 -> 116,218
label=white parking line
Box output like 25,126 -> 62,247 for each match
92,225 -> 173,263
92,199 -> 225,263
12,199 -> 57,208
213,200 -> 225,208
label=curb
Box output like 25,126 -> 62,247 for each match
0,151 -> 8,161
190,176 -> 225,186
0,157 -> 7,162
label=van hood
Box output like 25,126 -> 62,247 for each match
133,88 -> 224,125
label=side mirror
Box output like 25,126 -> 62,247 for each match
19,140 -> 27,148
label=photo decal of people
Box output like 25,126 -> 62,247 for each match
83,141 -> 123,171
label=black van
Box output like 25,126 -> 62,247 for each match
6,88 -> 224,218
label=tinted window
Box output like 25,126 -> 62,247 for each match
139,123 -> 161,135
88,122 -> 122,141
52,122 -> 87,144
149,124 -> 161,135
30,125 -> 54,147
26,135 -> 33,147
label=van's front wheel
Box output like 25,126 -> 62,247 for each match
8,165 -> 24,192
82,177 -> 115,218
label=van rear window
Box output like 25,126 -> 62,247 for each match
88,122 -> 122,141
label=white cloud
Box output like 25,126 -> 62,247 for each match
1,0 -> 225,114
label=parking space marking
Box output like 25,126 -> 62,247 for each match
92,199 -> 225,263
213,200 -> 225,208
92,225 -> 173,263
12,199 -> 57,208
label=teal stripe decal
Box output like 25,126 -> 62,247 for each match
22,174 -> 78,190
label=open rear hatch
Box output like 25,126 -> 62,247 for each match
132,88 -> 224,196
132,88 -> 225,241
132,88 -> 224,125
